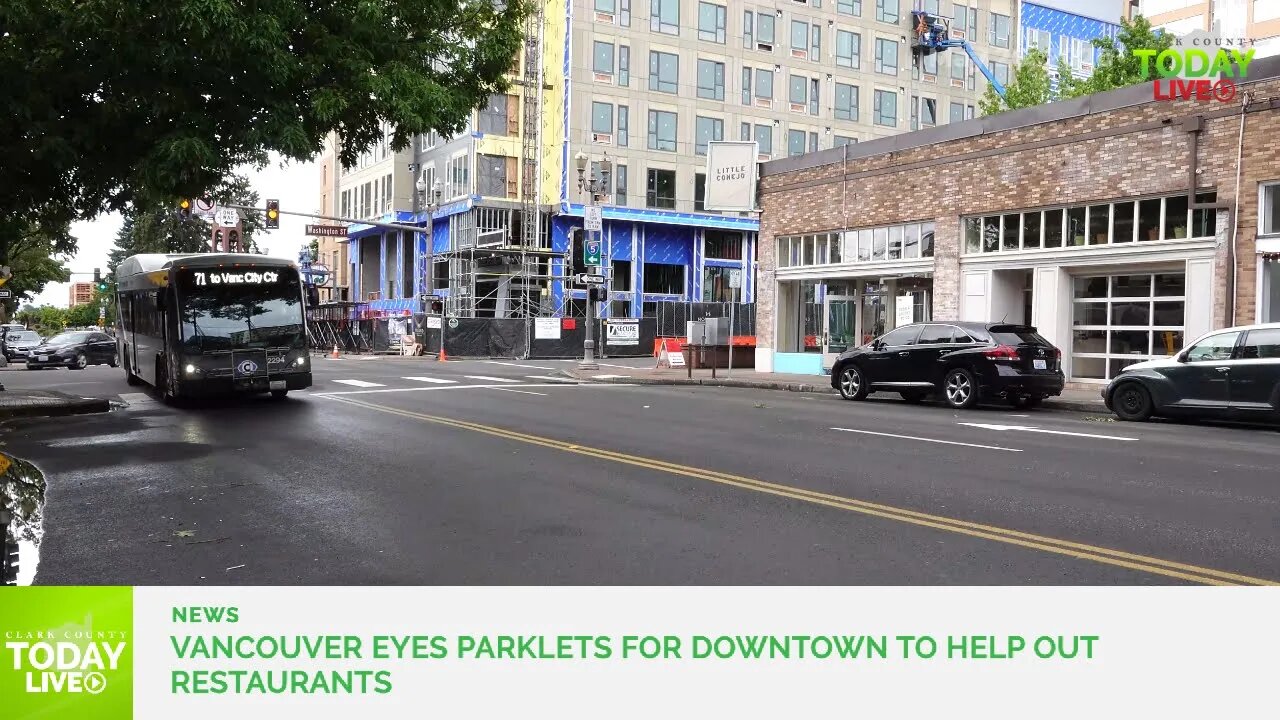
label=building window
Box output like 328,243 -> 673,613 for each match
991,60 -> 1010,88
646,168 -> 677,209
834,135 -> 857,146
704,229 -> 742,259
919,97 -> 936,127
651,0 -> 680,35
989,12 -> 1010,48
963,193 -> 1216,254
953,4 -> 977,37
643,263 -> 685,294
1025,28 -> 1052,56
1070,37 -> 1094,72
791,20 -> 809,55
477,94 -> 508,135
695,116 -> 724,156
809,131 -> 818,152
446,153 -> 470,198
837,0 -> 861,16
834,82 -> 858,121
756,68 -> 774,99
593,41 -> 614,76
1262,182 -> 1280,236
755,124 -> 773,156
920,0 -> 938,11
596,0 -> 615,12
789,74 -> 808,106
591,101 -> 614,134
874,38 -> 898,75
619,45 -> 630,85
703,266 -> 742,302
648,51 -> 679,94
787,129 -> 806,157
835,30 -> 861,69
697,1 -> 726,43
756,12 -> 776,50
616,165 -> 628,205
873,89 -> 897,126
949,101 -> 964,123
618,105 -> 629,146
777,222 -> 934,268
697,59 -> 726,100
647,110 -> 677,151
918,51 -> 938,78
1071,273 -> 1187,381
875,0 -> 898,23
612,260 -> 632,291
694,172 -> 707,211
741,67 -> 752,104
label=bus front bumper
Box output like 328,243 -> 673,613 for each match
176,371 -> 312,397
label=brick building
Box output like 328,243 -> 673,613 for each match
67,282 -> 93,308
754,54 -> 1280,385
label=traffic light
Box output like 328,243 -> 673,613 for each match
428,299 -> 444,314
265,199 -> 280,229
93,268 -> 108,293
214,229 -> 224,251
178,198 -> 192,219
588,287 -> 606,303
228,229 -> 241,252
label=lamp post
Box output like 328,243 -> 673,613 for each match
575,151 -> 611,371
417,176 -> 444,298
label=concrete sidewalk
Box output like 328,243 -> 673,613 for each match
0,390 -> 112,420
564,365 -> 1109,413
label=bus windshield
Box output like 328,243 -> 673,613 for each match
175,267 -> 305,352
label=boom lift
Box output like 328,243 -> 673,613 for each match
911,10 -> 1008,101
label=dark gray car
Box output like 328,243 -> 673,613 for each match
1103,323 -> 1280,422
4,331 -> 43,361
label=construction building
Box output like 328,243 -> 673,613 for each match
67,282 -> 93,308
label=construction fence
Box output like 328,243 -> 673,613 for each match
650,302 -> 756,339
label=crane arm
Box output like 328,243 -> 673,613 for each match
938,39 -> 1008,100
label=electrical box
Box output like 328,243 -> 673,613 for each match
703,317 -> 729,346
687,321 -> 706,346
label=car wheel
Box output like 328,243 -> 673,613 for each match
72,353 -> 88,370
836,365 -> 868,401
1111,382 -> 1153,422
108,352 -> 119,368
943,368 -> 978,409
899,390 -> 928,403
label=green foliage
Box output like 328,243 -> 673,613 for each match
0,0 -> 528,223
1059,16 -> 1175,98
0,211 -> 75,318
15,306 -> 69,334
979,49 -> 1054,116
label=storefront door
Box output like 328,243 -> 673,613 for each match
822,295 -> 858,370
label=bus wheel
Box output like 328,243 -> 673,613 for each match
270,389 -> 288,400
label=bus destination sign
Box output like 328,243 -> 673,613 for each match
191,270 -> 282,286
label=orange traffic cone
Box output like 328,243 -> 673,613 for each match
438,347 -> 448,362
330,344 -> 340,359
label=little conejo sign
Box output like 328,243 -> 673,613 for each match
1136,46 -> 1255,103
704,141 -> 758,212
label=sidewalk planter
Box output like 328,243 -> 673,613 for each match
682,346 -> 756,369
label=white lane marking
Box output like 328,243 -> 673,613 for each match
463,375 -> 520,383
526,375 -> 577,383
958,422 -> 1138,442
485,361 -> 555,370
314,383 -> 636,397
591,374 -> 631,379
492,387 -> 548,396
333,379 -> 385,387
402,376 -> 457,384
830,427 -> 1022,453
595,363 -> 643,369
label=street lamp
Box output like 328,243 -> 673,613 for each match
574,151 -> 611,371
419,177 -> 444,297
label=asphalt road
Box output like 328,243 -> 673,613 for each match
3,356 -> 1277,586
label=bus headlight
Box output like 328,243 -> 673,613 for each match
184,364 -> 197,375
295,356 -> 307,366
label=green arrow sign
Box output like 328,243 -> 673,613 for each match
584,238 -> 602,267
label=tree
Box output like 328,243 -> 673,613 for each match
1,0 -> 527,224
0,213 -> 74,320
1059,16 -> 1175,98
980,48 -> 1054,116
20,306 -> 68,334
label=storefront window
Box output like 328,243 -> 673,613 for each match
777,223 -> 933,267
965,194 -> 1212,255
1070,272 -> 1186,381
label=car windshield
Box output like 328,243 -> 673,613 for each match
990,327 -> 1051,345
175,267 -> 305,352
7,332 -> 39,342
46,332 -> 91,345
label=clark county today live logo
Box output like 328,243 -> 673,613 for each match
1137,27 -> 1258,103
0,587 -> 134,719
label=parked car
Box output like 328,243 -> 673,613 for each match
1104,323 -> 1280,422
4,331 -> 43,361
831,321 -> 1066,409
25,331 -> 119,370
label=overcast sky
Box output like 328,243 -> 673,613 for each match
35,155 -> 321,308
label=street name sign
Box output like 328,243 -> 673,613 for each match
306,224 -> 349,237
0,289 -> 11,299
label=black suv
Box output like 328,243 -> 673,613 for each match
831,322 -> 1066,409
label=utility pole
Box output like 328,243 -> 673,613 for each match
574,152 -> 610,371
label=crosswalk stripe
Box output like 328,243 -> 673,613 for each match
525,375 -> 577,383
485,361 -> 555,370
463,375 -> 520,383
333,379 -> 385,387
402,376 -> 457,384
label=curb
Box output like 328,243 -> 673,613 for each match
0,397 -> 111,421
563,370 -> 1111,414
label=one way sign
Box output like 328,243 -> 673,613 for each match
575,274 -> 606,285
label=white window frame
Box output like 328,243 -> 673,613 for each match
1069,272 -> 1188,382
1259,180 -> 1280,237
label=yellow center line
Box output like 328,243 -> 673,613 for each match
326,395 -> 1278,587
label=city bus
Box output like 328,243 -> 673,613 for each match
114,253 -> 314,401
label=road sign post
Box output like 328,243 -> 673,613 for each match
728,269 -> 743,378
